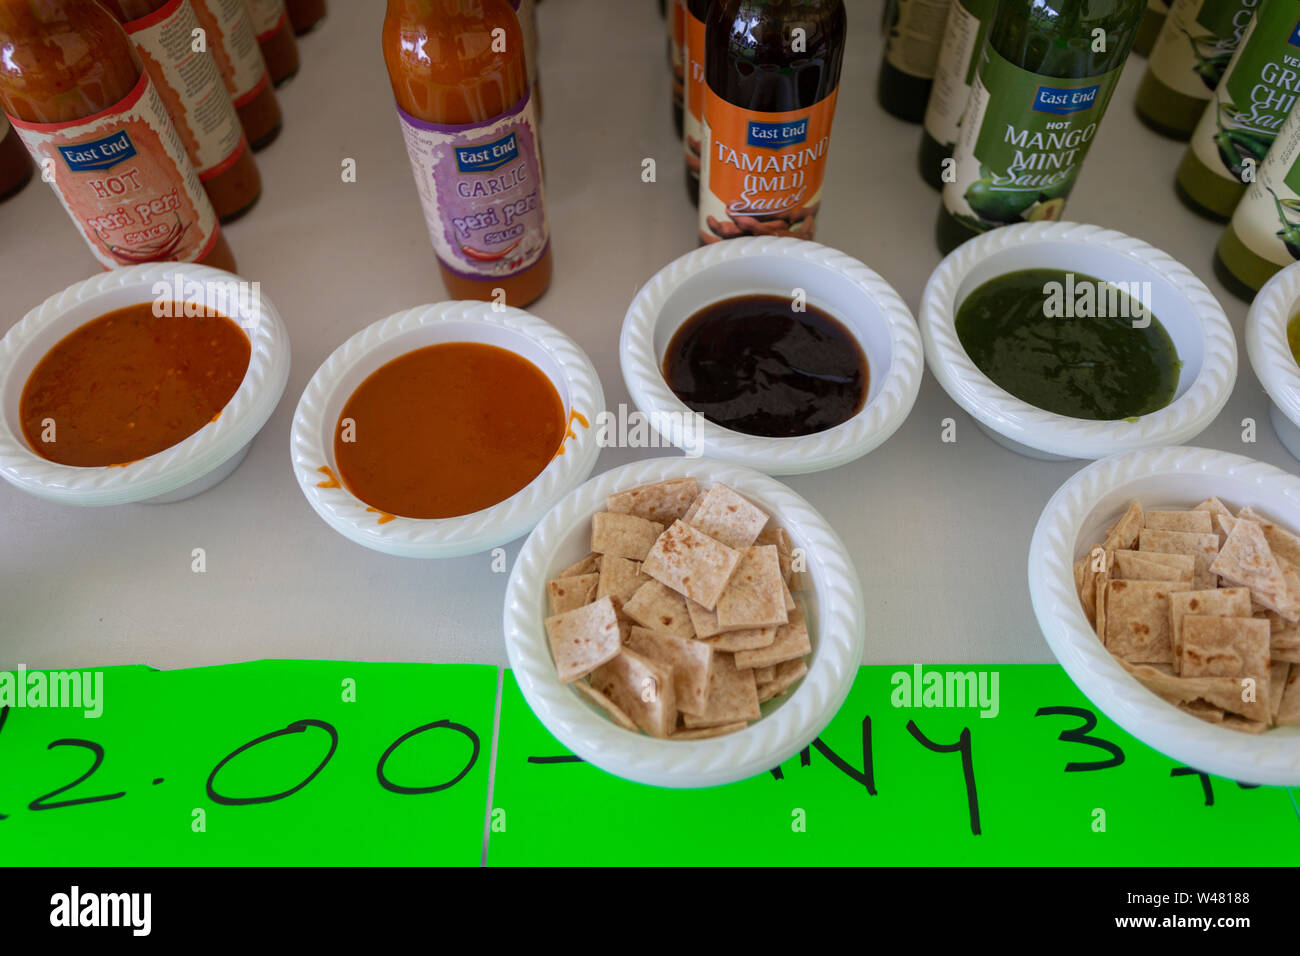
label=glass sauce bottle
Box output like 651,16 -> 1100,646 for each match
0,115 -> 33,202
0,0 -> 235,271
878,0 -> 953,123
683,0 -> 711,203
100,0 -> 262,222
192,0 -> 282,150
936,0 -> 1145,253
383,0 -> 552,307
247,0 -> 301,87
286,0 -> 326,35
698,0 -> 847,244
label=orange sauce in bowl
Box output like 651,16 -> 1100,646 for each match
333,342 -> 565,520
20,302 -> 250,467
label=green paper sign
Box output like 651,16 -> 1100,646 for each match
0,661 -> 496,866
487,666 -> 1300,865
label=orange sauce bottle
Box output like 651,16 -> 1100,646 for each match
191,0 -> 282,150
382,0 -> 552,308
100,0 -> 262,222
0,0 -> 236,272
286,0 -> 326,35
247,0 -> 300,87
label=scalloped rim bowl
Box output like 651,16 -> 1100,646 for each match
503,457 -> 866,788
921,222 -> 1237,461
290,301 -> 604,559
1246,261 -> 1300,462
0,263 -> 290,505
1028,446 -> 1300,786
619,237 -> 924,476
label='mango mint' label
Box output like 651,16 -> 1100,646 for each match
1189,0 -> 1300,186
944,48 -> 1123,231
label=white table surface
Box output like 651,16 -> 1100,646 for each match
2,0 -> 1293,672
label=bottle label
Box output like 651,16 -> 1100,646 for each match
1189,2 -> 1300,187
698,88 -> 838,242
396,91 -> 549,281
1231,102 -> 1300,266
124,0 -> 247,180
193,0 -> 269,106
1148,0 -> 1257,100
943,47 -> 1123,231
885,0 -> 952,79
684,7 -> 706,177
247,0 -> 289,40
922,0 -> 995,148
8,72 -> 219,268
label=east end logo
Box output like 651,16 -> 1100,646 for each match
1032,83 -> 1101,116
1289,18 -> 1300,46
57,130 -> 136,172
746,118 -> 809,149
455,132 -> 519,173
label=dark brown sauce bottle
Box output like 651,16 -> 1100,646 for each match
698,0 -> 846,244
663,294 -> 868,437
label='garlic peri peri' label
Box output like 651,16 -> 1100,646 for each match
8,72 -> 218,268
698,88 -> 838,243
396,91 -> 549,280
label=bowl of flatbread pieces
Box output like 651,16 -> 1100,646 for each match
502,457 -> 865,788
1029,446 -> 1300,786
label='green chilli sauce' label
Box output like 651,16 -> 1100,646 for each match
1149,0 -> 1257,99
922,0 -> 996,149
944,48 -> 1123,231
1229,100 -> 1300,266
1189,0 -> 1300,187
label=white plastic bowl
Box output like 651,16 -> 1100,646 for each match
0,263 -> 289,505
502,456 -> 866,788
290,301 -> 604,559
619,237 -> 923,475
921,222 -> 1236,461
1246,261 -> 1300,461
1028,446 -> 1300,786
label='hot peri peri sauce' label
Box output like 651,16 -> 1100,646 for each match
396,92 -> 549,281
7,71 -> 219,267
698,89 -> 838,243
943,47 -> 1124,231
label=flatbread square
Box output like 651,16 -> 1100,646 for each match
753,665 -> 777,684
596,555 -> 648,604
734,605 -> 812,669
700,626 -> 777,652
573,679 -> 637,732
1138,528 -> 1220,589
756,658 -> 808,702
1102,500 -> 1144,551
606,477 -> 700,525
1194,496 -> 1234,517
684,484 -> 769,551
716,545 -> 788,629
590,647 -> 678,737
1113,550 -> 1195,583
1277,665 -> 1300,726
1237,506 -> 1300,566
642,520 -> 741,610
545,597 -> 624,683
626,625 -> 713,716
622,579 -> 695,638
1210,518 -> 1300,621
1101,579 -> 1192,663
1145,510 -> 1214,534
557,552 -> 601,578
591,512 -> 666,561
1180,615 -> 1271,722
548,573 -> 600,615
682,651 -> 760,727
1168,587 -> 1251,674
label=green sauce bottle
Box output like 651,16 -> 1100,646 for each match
1216,101 -> 1300,297
918,0 -> 997,188
1175,0 -> 1300,221
880,0 -> 953,122
936,0 -> 1145,253
1134,0 -> 1171,56
1134,0 -> 1256,139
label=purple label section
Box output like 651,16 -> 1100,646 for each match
397,91 -> 548,281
